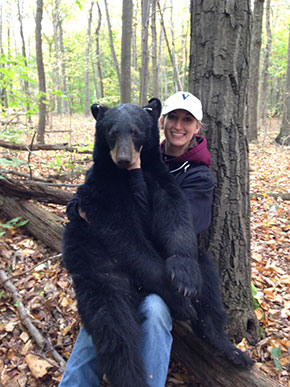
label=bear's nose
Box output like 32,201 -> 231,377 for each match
116,157 -> 131,169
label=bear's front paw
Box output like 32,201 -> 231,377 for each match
166,255 -> 201,298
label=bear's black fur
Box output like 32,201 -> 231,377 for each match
62,98 -> 253,387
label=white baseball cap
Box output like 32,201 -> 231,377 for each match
161,91 -> 203,121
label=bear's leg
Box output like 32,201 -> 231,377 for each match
77,286 -> 148,387
191,249 -> 253,368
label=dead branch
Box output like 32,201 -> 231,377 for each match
0,176 -> 73,205
0,139 -> 92,154
0,268 -> 66,368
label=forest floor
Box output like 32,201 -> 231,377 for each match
0,115 -> 289,386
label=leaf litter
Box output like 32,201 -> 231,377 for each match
0,116 -> 289,386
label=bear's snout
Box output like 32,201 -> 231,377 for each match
110,136 -> 139,169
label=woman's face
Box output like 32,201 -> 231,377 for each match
160,109 -> 201,157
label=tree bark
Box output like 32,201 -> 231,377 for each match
275,29 -> 290,146
35,0 -> 46,143
247,0 -> 265,143
139,0 -> 151,106
189,0 -> 259,344
257,0 -> 271,133
120,0 -> 133,103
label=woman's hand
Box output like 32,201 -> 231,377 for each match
128,146 -> 143,170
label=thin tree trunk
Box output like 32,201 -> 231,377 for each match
132,3 -> 138,104
0,3 -> 6,111
258,0 -> 271,133
17,0 -> 32,121
139,0 -> 151,106
151,0 -> 159,98
157,0 -> 182,92
104,0 -> 121,88
189,0 -> 259,344
247,0 -> 265,142
120,0 -> 133,103
85,2 -> 94,116
57,0 -> 68,115
95,3 -> 104,99
275,29 -> 290,146
52,0 -> 61,114
35,0 -> 46,144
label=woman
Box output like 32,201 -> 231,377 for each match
60,91 -> 215,387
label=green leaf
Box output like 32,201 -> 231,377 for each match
273,358 -> 282,371
272,347 -> 282,358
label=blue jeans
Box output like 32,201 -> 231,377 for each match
59,294 -> 173,387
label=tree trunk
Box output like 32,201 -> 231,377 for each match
52,0 -> 61,114
120,0 -> 133,103
35,0 -> 46,144
189,0 -> 259,344
84,2 -> 94,116
139,0 -> 151,106
104,0 -> 121,89
275,29 -> 290,146
95,3 -> 104,99
0,3 -> 6,111
247,0 -> 265,143
56,0 -> 68,115
132,3 -> 138,104
151,0 -> 159,98
157,0 -> 182,92
257,0 -> 271,133
17,0 -> 32,121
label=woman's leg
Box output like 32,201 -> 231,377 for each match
139,294 -> 173,387
59,325 -> 101,387
59,294 -> 173,387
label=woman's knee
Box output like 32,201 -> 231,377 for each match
140,294 -> 172,329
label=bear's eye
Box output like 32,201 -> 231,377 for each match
108,127 -> 118,138
131,128 -> 137,136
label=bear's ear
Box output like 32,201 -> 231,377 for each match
143,98 -> 162,121
91,103 -> 109,121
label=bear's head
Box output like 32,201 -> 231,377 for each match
91,98 -> 162,169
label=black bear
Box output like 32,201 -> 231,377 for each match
62,98 -> 252,387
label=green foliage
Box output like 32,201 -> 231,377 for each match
271,347 -> 282,371
0,157 -> 26,168
0,54 -> 38,117
0,217 -> 29,237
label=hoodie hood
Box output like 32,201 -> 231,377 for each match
160,135 -> 211,170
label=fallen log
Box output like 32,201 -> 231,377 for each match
0,139 -> 92,154
0,176 -> 73,205
172,322 -> 281,387
0,194 -> 63,252
0,196 -> 282,386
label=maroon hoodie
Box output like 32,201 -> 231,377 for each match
160,135 -> 211,170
